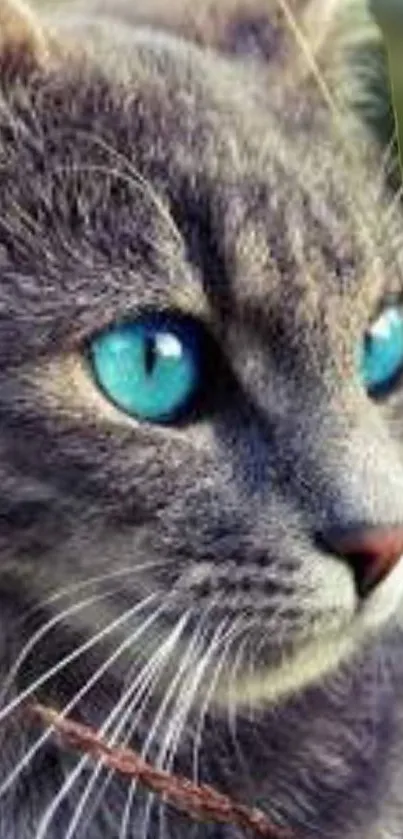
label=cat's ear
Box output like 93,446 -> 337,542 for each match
0,0 -> 49,76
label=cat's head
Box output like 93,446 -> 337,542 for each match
0,0 -> 402,709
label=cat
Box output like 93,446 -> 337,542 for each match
0,0 -> 402,836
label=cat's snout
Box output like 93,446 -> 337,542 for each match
321,526 -> 403,598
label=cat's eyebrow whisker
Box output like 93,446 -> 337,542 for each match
0,592 -> 173,801
35,611 -> 190,839
46,161 -> 187,274
70,130 -> 183,248
0,174 -> 70,266
19,158 -> 189,304
4,155 -> 183,279
1,187 -> 91,274
5,198 -> 53,257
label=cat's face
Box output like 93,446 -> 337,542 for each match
1,0 -> 403,708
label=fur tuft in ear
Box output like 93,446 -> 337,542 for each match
0,0 -> 49,75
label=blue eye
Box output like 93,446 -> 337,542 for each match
89,314 -> 203,423
359,305 -> 403,395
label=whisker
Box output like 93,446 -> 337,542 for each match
0,593 -> 163,797
74,636 -> 169,835
144,618 -> 230,839
69,131 -> 183,247
69,639 -> 170,839
192,618 -> 242,786
69,613 -> 191,834
47,162 -> 185,270
0,197 -> 57,266
25,560 -> 173,616
36,613 -> 189,839
0,593 -> 161,728
226,631 -> 250,766
14,559 -> 174,633
160,618 -> 233,776
0,586 -> 148,713
118,608 -> 211,839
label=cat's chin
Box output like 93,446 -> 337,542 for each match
212,628 -> 358,708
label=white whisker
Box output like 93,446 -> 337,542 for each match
48,162 -> 185,273
226,630 -> 253,773
69,131 -> 183,247
0,593 -> 163,799
74,642 -> 169,838
37,613 -> 189,839
23,559 -> 173,618
0,588 -> 131,712
143,618 -> 230,839
118,608 -> 210,839
192,618 -> 242,786
0,594 -> 158,728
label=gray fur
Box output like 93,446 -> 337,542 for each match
0,0 -> 402,837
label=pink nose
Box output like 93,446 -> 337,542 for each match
327,527 -> 403,597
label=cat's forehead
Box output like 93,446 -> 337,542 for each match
0,36 -> 400,361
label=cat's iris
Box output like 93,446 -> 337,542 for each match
360,305 -> 403,395
90,314 -> 202,423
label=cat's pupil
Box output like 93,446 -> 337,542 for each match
144,335 -> 157,376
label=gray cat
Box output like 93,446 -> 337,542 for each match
0,0 -> 402,837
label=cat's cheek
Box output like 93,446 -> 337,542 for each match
214,630 -> 359,708
32,354 -> 141,431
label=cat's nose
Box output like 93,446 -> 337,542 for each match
322,526 -> 403,597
